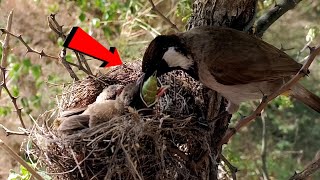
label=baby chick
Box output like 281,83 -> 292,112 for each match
86,83 -> 139,127
57,84 -> 133,133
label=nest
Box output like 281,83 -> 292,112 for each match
28,62 -> 229,179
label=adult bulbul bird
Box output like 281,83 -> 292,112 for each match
141,26 -> 320,113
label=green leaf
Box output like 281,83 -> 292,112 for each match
31,65 -> 42,79
11,85 -> 19,97
57,37 -> 64,47
79,12 -> 86,21
22,59 -> 32,68
0,106 -> 11,116
65,54 -> 73,63
11,63 -> 21,72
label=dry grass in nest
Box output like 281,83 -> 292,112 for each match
27,62 -> 224,179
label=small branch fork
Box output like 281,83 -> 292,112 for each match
0,124 -> 28,136
147,0 -> 180,32
0,56 -> 26,129
255,0 -> 303,37
47,14 -> 93,76
220,45 -> 320,146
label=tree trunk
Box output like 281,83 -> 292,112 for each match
186,0 -> 258,179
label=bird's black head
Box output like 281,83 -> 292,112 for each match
142,34 -> 189,80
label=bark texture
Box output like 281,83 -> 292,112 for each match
186,0 -> 258,179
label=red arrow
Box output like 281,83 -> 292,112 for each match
63,27 -> 122,68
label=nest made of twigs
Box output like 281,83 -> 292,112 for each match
27,62 -> 228,180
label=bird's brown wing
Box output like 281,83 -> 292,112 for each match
184,27 -> 302,85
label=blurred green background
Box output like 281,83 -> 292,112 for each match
0,0 -> 319,179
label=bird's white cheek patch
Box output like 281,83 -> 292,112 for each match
163,47 -> 193,70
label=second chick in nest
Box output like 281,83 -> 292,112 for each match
85,83 -> 138,127
57,83 -> 138,133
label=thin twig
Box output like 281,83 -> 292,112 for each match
255,0 -> 303,37
70,147 -> 84,177
147,0 -> 180,32
47,14 -> 66,40
47,14 -> 92,75
0,27 -> 90,79
75,52 -> 92,75
289,152 -> 320,180
120,139 -> 143,180
0,139 -> 44,180
0,29 -> 58,60
260,113 -> 270,180
220,45 -> 320,146
0,10 -> 13,97
0,66 -> 26,128
0,124 -> 28,136
220,154 -> 237,180
59,48 -> 79,80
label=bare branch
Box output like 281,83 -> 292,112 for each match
47,14 -> 93,75
289,151 -> 320,180
47,14 -> 66,40
260,114 -> 270,180
0,27 -> 91,78
75,52 -> 93,75
0,124 -> 28,136
0,66 -> 26,128
0,28 -> 59,60
0,10 -> 13,97
220,154 -> 237,180
0,139 -> 44,180
59,48 -> 79,80
255,0 -> 303,37
220,45 -> 320,146
148,0 -> 180,32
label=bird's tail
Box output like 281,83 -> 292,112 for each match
290,83 -> 320,113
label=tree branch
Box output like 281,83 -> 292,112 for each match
261,114 -> 270,180
289,151 -> 320,180
220,154 -> 238,180
0,10 -> 13,97
0,139 -> 44,180
0,124 -> 28,136
220,45 -> 320,146
255,0 -> 303,37
0,28 -> 59,60
59,48 -> 79,80
148,0 -> 180,32
0,15 -> 92,79
47,14 -> 93,75
0,66 -> 26,129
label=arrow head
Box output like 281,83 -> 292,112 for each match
100,47 -> 122,68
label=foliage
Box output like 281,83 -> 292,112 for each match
8,164 -> 51,180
